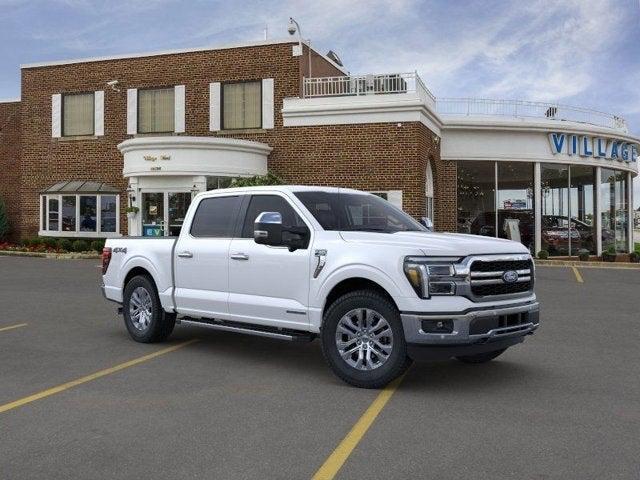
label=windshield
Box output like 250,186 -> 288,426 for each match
294,191 -> 425,233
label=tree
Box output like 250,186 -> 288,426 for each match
0,197 -> 9,241
229,172 -> 284,187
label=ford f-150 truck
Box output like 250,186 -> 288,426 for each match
101,186 -> 539,388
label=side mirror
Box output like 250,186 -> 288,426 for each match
420,217 -> 434,231
254,212 -> 283,246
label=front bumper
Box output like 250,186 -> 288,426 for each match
401,301 -> 540,361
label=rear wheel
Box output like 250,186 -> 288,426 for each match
123,275 -> 175,343
455,348 -> 507,364
321,290 -> 411,389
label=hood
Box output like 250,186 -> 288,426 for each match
339,231 -> 530,257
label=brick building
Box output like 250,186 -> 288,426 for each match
1,38 -> 638,255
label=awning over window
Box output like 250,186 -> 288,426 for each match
41,181 -> 120,194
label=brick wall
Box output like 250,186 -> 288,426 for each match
417,123 -> 456,231
17,41 -> 451,238
0,101 -> 21,240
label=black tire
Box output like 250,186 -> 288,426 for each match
122,275 -> 175,343
455,348 -> 507,364
321,290 -> 412,389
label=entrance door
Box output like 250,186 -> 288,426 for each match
142,192 -> 165,237
141,192 -> 192,237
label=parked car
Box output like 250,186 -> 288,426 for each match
101,186 -> 539,388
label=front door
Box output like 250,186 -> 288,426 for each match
141,192 -> 192,237
228,194 -> 312,329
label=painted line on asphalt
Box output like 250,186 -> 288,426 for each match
312,370 -> 409,480
571,266 -> 584,283
0,339 -> 198,414
0,323 -> 28,333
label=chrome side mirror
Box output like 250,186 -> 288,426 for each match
254,211 -> 283,246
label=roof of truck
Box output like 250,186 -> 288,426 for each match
197,185 -> 367,197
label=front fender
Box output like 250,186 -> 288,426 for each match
313,263 -> 405,311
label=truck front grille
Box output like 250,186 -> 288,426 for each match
469,259 -> 533,297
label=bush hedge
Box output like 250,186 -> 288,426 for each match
72,240 -> 89,252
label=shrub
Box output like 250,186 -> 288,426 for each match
0,197 -> 9,241
229,172 -> 283,187
42,237 -> 58,249
577,249 -> 590,261
537,250 -> 549,260
58,238 -> 73,252
603,245 -> 617,262
21,238 -> 32,247
90,239 -> 105,252
72,239 -> 89,252
629,251 -> 640,263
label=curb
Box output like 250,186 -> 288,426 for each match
0,250 -> 100,260
535,259 -> 640,269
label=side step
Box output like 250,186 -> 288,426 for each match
177,317 -> 316,343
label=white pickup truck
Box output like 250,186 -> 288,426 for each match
101,186 -> 539,388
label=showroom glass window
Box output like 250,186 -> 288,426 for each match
206,176 -> 234,190
62,92 -> 94,136
601,168 -> 628,253
541,164 -> 570,255
457,161 -> 496,237
497,163 -> 535,252
138,87 -> 175,133
569,166 -> 596,255
222,81 -> 261,130
40,194 -> 118,236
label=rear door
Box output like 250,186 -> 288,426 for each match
227,193 -> 312,329
173,194 -> 242,318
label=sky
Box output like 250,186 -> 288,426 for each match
1,0 -> 639,196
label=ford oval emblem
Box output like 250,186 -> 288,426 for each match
502,270 -> 519,284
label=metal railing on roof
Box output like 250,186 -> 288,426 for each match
435,97 -> 628,132
302,72 -> 436,105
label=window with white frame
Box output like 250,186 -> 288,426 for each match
63,92 -> 94,136
426,161 -> 434,220
138,87 -> 175,133
222,81 -> 262,129
40,192 -> 120,237
369,190 -> 403,210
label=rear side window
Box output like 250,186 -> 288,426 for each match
190,196 -> 240,237
241,195 -> 305,238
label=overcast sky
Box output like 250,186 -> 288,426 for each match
1,0 -> 639,197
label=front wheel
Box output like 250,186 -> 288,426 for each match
321,290 -> 412,389
455,348 -> 507,364
123,275 -> 175,343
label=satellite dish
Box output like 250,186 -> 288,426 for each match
326,50 -> 343,67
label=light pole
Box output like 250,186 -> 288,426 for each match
288,17 -> 312,80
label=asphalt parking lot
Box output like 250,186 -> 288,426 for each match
1,257 -> 639,479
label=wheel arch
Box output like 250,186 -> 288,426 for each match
322,277 -> 399,319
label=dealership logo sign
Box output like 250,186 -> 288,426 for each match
548,133 -> 638,163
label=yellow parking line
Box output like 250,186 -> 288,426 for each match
0,339 -> 198,414
312,370 -> 409,480
571,266 -> 584,283
0,323 -> 28,333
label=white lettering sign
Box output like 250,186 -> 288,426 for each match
548,132 -> 638,163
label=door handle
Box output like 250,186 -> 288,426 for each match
230,252 -> 249,261
177,251 -> 193,258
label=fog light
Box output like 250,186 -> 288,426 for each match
421,319 -> 454,334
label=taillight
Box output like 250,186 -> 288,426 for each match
102,247 -> 112,275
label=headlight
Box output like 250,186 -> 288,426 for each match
403,256 -> 463,299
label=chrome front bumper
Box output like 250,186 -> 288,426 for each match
401,301 -> 540,346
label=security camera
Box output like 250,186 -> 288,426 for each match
106,80 -> 120,92
287,18 -> 297,35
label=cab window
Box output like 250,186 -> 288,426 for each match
241,195 -> 305,238
190,196 -> 241,238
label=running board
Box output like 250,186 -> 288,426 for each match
177,317 -> 316,343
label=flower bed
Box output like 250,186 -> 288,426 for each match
0,237 -> 105,256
